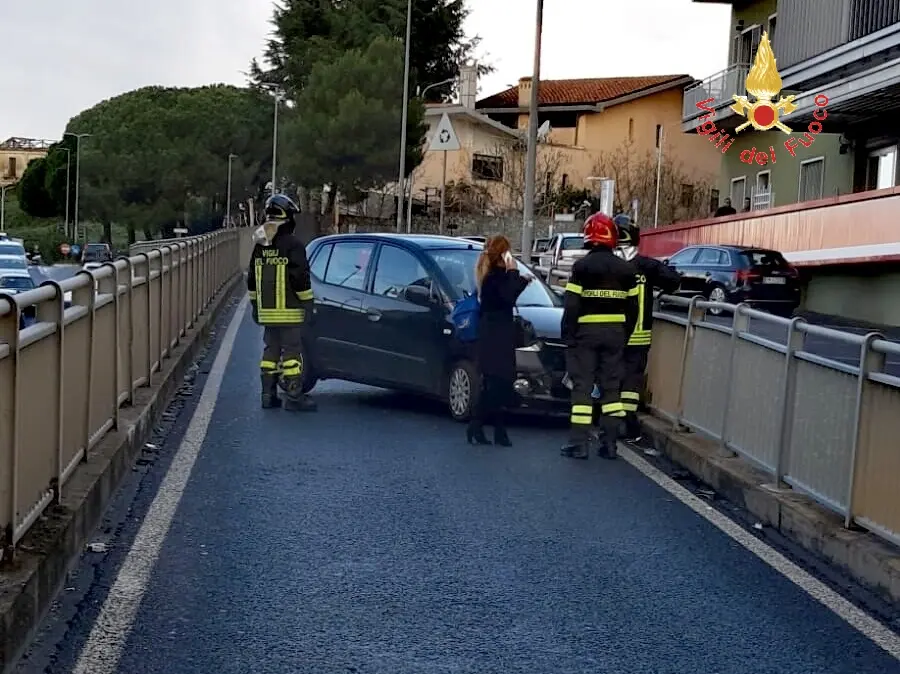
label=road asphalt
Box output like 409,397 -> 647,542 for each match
13,297 -> 900,674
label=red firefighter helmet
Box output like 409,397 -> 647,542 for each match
583,212 -> 618,247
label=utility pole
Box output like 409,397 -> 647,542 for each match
654,125 -> 664,228
63,148 -> 71,237
396,0 -> 413,232
521,0 -> 544,257
271,94 -> 280,195
64,132 -> 91,242
226,153 -> 237,228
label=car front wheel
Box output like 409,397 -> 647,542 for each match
447,360 -> 480,422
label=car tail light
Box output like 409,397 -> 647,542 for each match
784,265 -> 799,277
736,269 -> 760,283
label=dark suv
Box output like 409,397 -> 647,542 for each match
301,233 -> 570,420
663,244 -> 801,316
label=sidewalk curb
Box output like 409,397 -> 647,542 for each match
0,274 -> 244,674
639,412 -> 900,604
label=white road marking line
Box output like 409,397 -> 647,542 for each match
619,445 -> 900,660
73,297 -> 248,674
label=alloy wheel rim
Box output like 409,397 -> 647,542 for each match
449,368 -> 470,416
709,287 -> 726,314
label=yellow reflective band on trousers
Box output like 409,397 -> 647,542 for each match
255,262 -> 303,324
622,403 -> 638,412
281,358 -> 302,376
621,391 -> 640,401
570,403 -> 592,425
628,282 -> 652,345
600,401 -> 624,415
577,314 -> 625,323
260,360 -> 278,371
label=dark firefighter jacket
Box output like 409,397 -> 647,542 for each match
561,247 -> 638,344
246,221 -> 313,325
627,254 -> 681,346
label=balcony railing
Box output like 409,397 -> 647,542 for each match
751,189 -> 774,211
682,63 -> 750,124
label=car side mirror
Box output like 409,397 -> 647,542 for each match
404,284 -> 434,307
662,258 -> 670,266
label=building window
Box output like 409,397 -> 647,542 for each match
680,184 -> 693,207
730,176 -> 746,205
709,188 -> 720,214
655,124 -> 663,149
798,157 -> 825,202
5,157 -> 16,179
561,173 -> 569,190
866,146 -> 897,190
753,171 -> 772,210
768,13 -> 777,45
472,154 -> 503,181
628,118 -> 634,142
732,24 -> 762,65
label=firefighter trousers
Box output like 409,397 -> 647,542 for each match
621,344 -> 649,438
260,325 -> 305,399
565,326 -> 626,445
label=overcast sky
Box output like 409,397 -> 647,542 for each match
2,0 -> 731,141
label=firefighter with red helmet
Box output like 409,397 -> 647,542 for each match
613,213 -> 681,446
560,212 -> 639,460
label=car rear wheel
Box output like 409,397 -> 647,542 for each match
706,284 -> 727,316
447,359 -> 480,422
300,339 -> 319,394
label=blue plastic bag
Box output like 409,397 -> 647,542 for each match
451,293 -> 480,343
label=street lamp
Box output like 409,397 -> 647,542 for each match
522,0 -> 544,257
61,147 -> 71,237
396,0 -> 413,232
258,83 -> 283,196
63,132 -> 91,242
226,153 -> 237,228
405,77 -> 456,233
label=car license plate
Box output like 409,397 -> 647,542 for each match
763,276 -> 785,284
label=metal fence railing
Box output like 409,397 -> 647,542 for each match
0,229 -> 245,558
648,295 -> 900,546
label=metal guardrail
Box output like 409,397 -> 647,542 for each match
683,63 -> 750,123
0,230 -> 243,558
648,295 -> 900,547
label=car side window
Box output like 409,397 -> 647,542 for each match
309,243 -> 332,280
669,248 -> 699,265
372,245 -> 430,300
696,248 -> 727,265
322,241 -> 374,291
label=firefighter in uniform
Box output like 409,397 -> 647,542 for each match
561,212 -> 638,460
247,194 -> 317,412
613,214 -> 681,445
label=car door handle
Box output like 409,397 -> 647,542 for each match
366,308 -> 381,322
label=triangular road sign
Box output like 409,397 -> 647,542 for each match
428,113 -> 460,152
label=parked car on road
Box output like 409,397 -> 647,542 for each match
0,272 -> 37,327
301,233 -> 570,420
534,232 -> 587,285
81,242 -> 113,271
662,244 -> 801,316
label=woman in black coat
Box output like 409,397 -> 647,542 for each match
467,235 -> 531,446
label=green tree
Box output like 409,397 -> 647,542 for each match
16,158 -> 56,218
282,36 -> 427,215
64,84 -> 273,243
250,0 -> 487,102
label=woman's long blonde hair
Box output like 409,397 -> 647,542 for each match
475,235 -> 511,289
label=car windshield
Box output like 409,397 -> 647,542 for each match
560,236 -> 585,250
741,249 -> 789,268
84,246 -> 112,262
0,276 -> 34,290
425,248 -> 561,307
0,243 -> 24,256
0,257 -> 27,270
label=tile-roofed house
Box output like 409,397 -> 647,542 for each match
476,75 -> 693,110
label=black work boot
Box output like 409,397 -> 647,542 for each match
561,442 -> 588,459
261,373 -> 281,409
596,417 -> 620,459
281,375 -> 317,412
493,426 -> 512,447
623,412 -> 642,443
466,420 -> 491,445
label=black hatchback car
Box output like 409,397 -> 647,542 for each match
300,233 -> 570,420
663,244 -> 801,316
